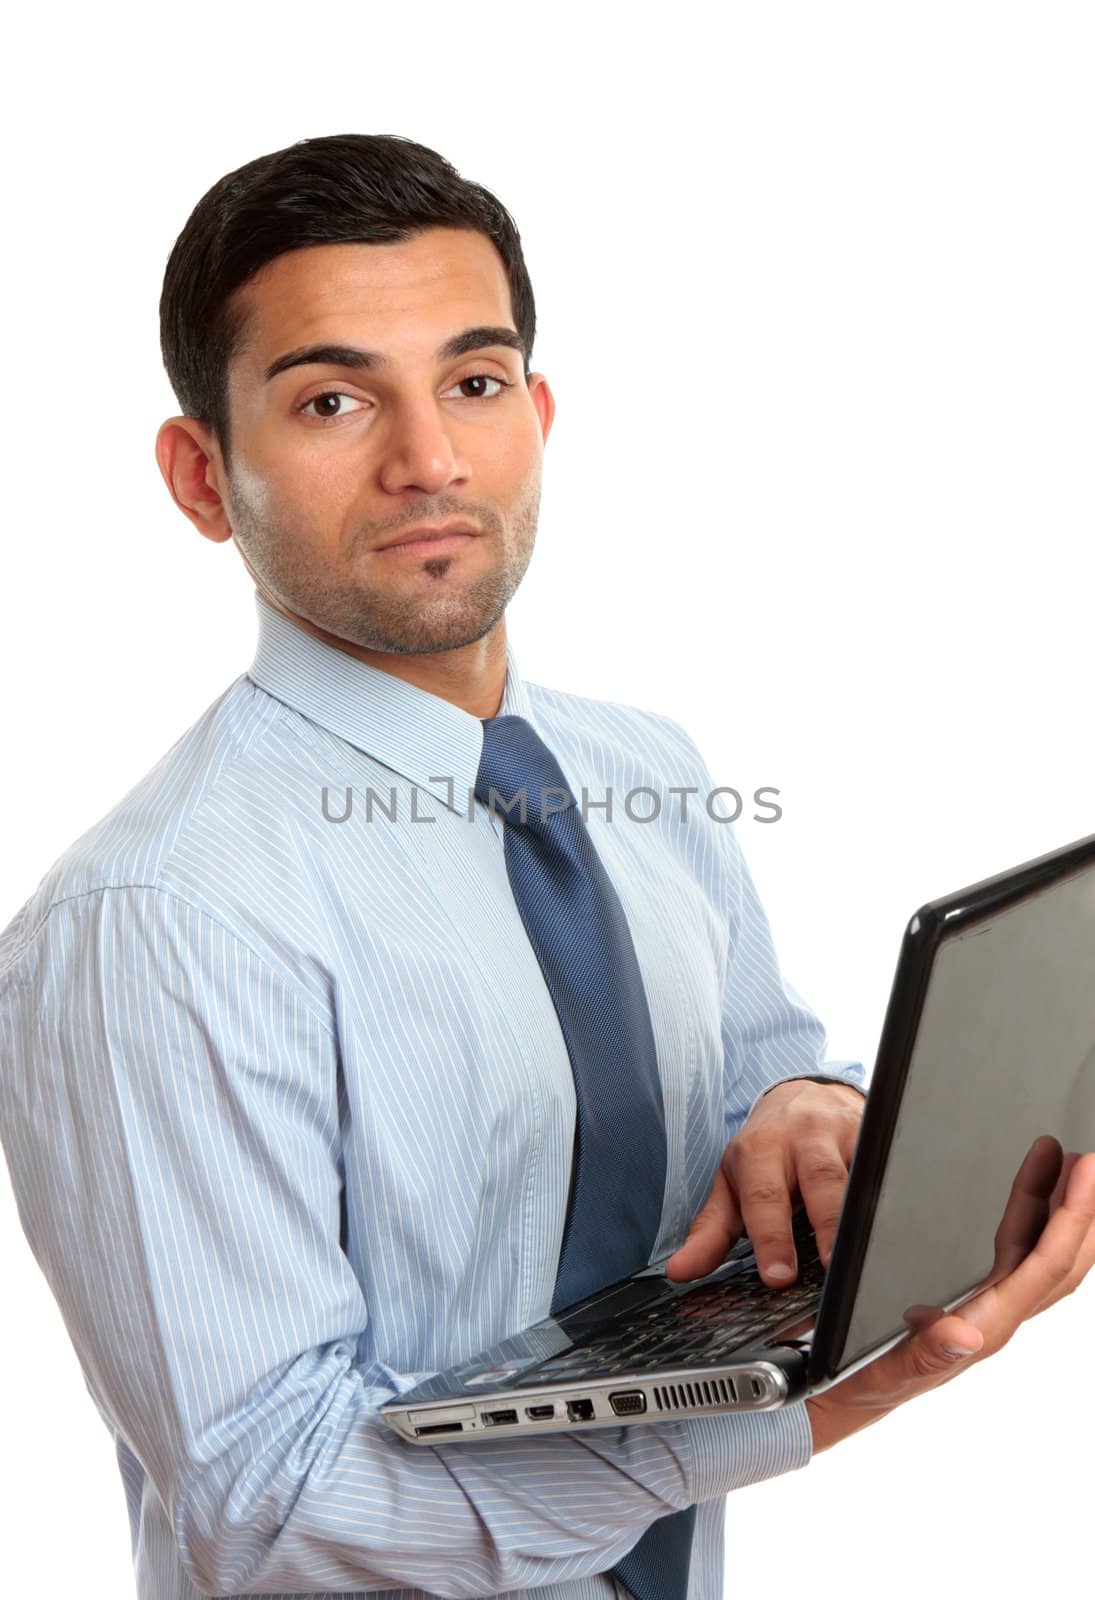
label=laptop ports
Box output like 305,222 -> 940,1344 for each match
609,1391 -> 646,1415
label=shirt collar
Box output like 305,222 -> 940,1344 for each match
246,589 -> 534,818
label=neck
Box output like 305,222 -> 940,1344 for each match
259,592 -> 509,719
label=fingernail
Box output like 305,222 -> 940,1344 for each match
943,1343 -> 976,1360
766,1262 -> 795,1282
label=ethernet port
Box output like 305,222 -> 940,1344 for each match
566,1398 -> 595,1422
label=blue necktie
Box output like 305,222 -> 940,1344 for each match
475,713 -> 697,1600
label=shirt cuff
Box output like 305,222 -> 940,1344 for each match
686,1399 -> 814,1502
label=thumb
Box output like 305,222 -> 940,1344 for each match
902,1313 -> 986,1383
665,1168 -> 742,1282
808,1313 -> 988,1450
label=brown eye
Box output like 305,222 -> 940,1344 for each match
442,375 -> 511,401
298,392 -> 366,423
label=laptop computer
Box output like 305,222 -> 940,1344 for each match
380,828 -> 1095,1444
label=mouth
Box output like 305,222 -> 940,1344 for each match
375,520 -> 482,556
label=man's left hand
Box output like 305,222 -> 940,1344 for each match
664,1078 -> 867,1285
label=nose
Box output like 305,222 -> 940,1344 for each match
377,395 -> 470,498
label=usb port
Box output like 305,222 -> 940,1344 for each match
482,1409 -> 518,1426
525,1404 -> 555,1420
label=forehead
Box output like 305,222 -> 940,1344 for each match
231,227 -> 515,384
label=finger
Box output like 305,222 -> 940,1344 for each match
664,1167 -> 743,1282
1048,1149 -> 1082,1215
728,1142 -> 798,1286
959,1152 -> 1095,1335
907,1312 -> 986,1374
791,1136 -> 850,1269
1001,1151 -> 1095,1317
988,1135 -> 1061,1282
1027,1182 -> 1095,1319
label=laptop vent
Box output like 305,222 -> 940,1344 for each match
652,1377 -> 737,1413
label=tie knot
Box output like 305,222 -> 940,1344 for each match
475,715 -> 577,829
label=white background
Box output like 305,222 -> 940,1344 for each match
2,2 -> 1093,1595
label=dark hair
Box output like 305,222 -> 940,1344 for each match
159,132 -> 536,467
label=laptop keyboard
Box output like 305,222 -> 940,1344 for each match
518,1229 -> 824,1384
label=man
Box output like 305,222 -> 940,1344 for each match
1,132 -> 1092,1600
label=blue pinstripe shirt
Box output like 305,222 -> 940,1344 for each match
0,590 -> 865,1600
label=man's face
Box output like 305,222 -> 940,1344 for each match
212,227 -> 553,656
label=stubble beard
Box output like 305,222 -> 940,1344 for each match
225,473 -> 542,656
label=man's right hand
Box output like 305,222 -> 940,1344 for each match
806,1147 -> 1095,1453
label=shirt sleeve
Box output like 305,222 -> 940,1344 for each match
651,711 -> 868,1141
0,884 -> 814,1599
719,828 -> 868,1139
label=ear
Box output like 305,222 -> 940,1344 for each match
155,417 -> 234,544
526,371 -> 556,447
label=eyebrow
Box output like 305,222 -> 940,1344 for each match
263,325 -> 526,384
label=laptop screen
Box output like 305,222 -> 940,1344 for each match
835,859 -> 1095,1373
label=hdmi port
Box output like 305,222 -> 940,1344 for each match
482,1408 -> 519,1426
525,1404 -> 555,1420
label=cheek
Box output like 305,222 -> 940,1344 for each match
255,439 -> 355,513
481,422 -> 542,496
